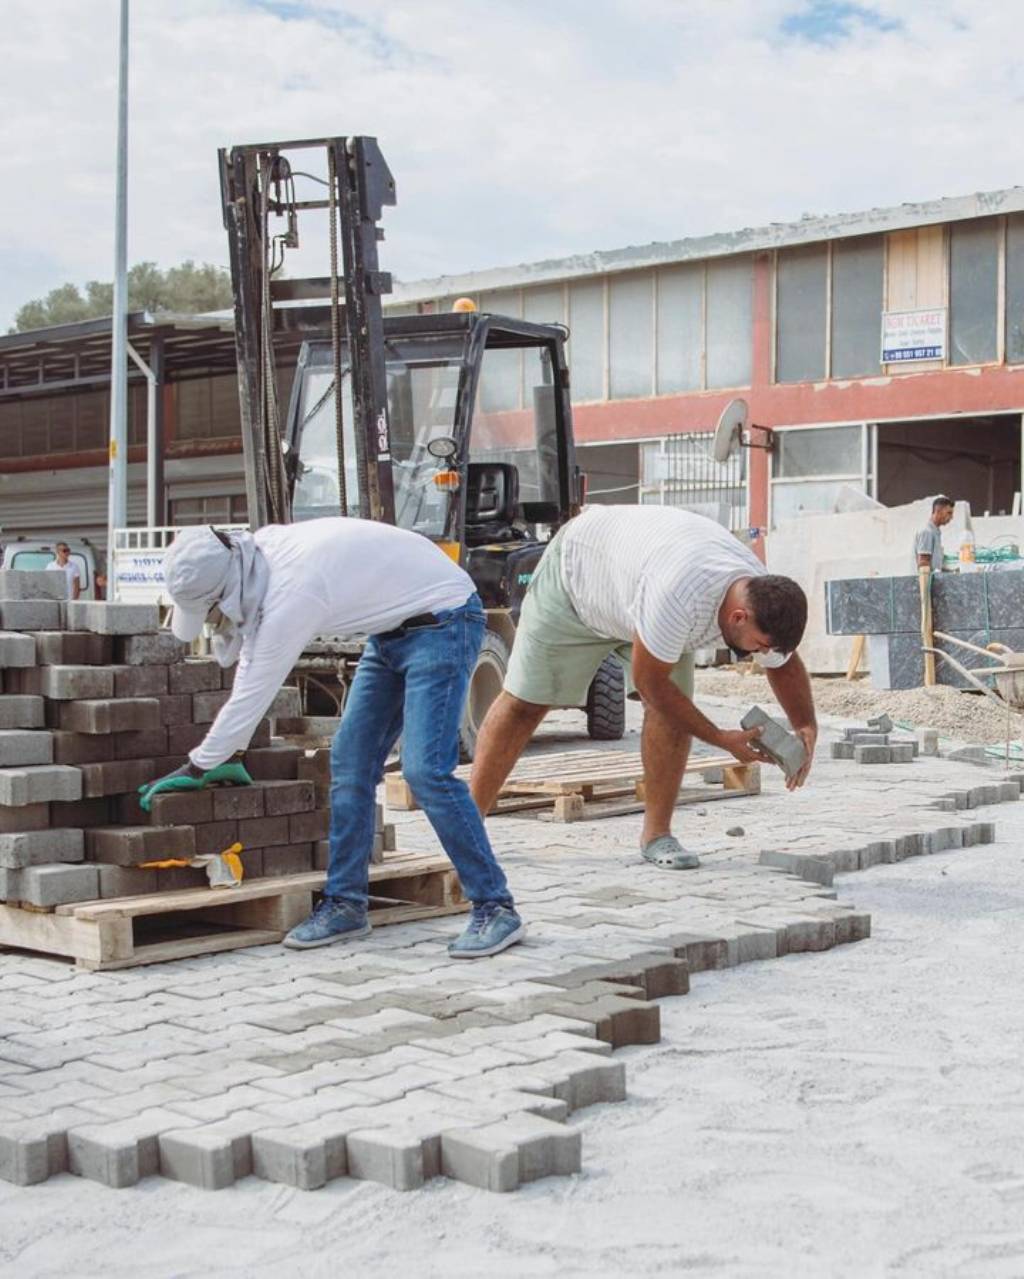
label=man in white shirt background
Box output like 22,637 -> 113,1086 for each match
139,519 -> 524,959
47,541 -> 82,600
470,505 -> 817,871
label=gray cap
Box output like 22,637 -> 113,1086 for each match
163,527 -> 233,642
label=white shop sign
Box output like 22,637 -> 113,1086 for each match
112,550 -> 168,604
881,308 -> 946,363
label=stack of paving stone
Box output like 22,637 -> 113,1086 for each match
830,723 -> 919,765
0,569 -> 372,912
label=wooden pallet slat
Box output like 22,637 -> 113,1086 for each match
387,750 -> 761,822
0,852 -> 466,971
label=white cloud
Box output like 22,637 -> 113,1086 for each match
2,0 -> 1023,328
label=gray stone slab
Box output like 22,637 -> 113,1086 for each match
825,576 -> 919,635
6,863 -> 99,907
0,695 -> 45,729
740,705 -> 806,780
63,601 -> 160,636
0,632 -> 36,668
0,570 -> 68,601
0,828 -> 84,869
0,601 -> 62,631
0,730 -> 53,766
0,763 -> 81,805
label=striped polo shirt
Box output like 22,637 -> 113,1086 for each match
560,506 -> 766,663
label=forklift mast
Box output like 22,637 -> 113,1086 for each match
218,135 -> 398,529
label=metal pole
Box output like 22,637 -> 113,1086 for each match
127,342 -> 157,525
106,0 -> 129,598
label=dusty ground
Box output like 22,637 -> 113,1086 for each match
696,666 -> 1021,746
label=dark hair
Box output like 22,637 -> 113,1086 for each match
746,575 -> 807,653
932,496 -> 954,513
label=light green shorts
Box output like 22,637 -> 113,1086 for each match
505,526 -> 695,707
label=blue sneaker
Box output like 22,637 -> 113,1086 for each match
448,903 -> 525,959
283,896 -> 371,950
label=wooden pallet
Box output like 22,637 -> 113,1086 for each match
0,851 -> 466,971
385,750 -> 760,822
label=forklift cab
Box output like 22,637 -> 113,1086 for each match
285,311 -> 580,614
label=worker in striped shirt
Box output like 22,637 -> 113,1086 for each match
470,505 -> 816,871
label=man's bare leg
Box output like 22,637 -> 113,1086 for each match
470,692 -> 549,815
640,702 -> 692,846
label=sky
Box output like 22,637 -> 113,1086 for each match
3,0 -> 1023,330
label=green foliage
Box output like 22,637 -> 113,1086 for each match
10,261 -> 233,333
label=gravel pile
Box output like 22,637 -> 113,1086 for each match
694,668 -> 1021,745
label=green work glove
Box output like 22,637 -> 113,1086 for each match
138,759 -> 253,812
138,761 -> 206,812
202,760 -> 254,788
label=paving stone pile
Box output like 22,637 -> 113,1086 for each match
829,723 -> 923,765
0,570 -> 342,909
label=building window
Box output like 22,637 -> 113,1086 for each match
770,423 -> 868,524
776,244 -> 828,383
478,289 -> 523,413
169,494 -> 248,526
706,257 -> 753,388
656,264 -> 702,394
1006,214 -> 1024,365
568,279 -> 605,402
831,236 -> 883,378
949,219 -> 999,366
609,272 -> 654,399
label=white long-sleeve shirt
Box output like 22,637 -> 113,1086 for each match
189,518 -> 473,770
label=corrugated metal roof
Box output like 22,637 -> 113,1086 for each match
390,185 -> 1024,303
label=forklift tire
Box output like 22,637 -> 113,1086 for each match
459,630 -> 511,763
586,656 -> 626,741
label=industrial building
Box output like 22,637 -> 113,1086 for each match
1,185 -> 1022,553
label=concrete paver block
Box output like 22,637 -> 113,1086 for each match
251,1126 -> 329,1191
110,665 -> 169,698
0,801 -> 50,833
192,690 -> 231,723
889,744 -> 915,763
741,705 -> 807,780
0,570 -> 68,601
12,863 -> 99,907
28,631 -> 113,666
854,745 -> 892,764
0,764 -> 81,805
0,729 -> 53,766
68,1109 -> 196,1189
167,661 -> 222,694
63,602 -> 159,635
0,632 -> 36,667
442,1112 -> 581,1192
0,695 -> 44,729
0,601 -> 62,630
0,828 -> 84,869
59,697 -> 160,734
345,1127 -> 425,1191
86,824 -> 196,866
78,759 -> 157,799
114,633 -> 188,666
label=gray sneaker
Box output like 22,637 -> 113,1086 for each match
283,896 -> 371,949
448,903 -> 525,958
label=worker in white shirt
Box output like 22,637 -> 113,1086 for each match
47,542 -> 82,600
138,520 -> 523,959
471,506 -> 817,871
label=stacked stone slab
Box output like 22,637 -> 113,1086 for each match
830,724 -> 920,765
0,571 -> 371,910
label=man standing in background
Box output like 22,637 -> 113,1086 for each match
914,496 -> 955,572
47,542 -> 81,600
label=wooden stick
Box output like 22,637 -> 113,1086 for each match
845,635 -> 866,681
919,567 -> 936,687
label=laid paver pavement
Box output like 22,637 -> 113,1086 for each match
0,696 -> 1019,1194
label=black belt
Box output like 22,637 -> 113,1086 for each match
378,612 -> 438,640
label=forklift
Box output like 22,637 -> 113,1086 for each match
219,134 -> 624,757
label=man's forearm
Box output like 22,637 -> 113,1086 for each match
765,653 -> 816,730
635,676 -> 724,747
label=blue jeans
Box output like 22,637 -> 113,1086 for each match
325,594 -> 513,910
